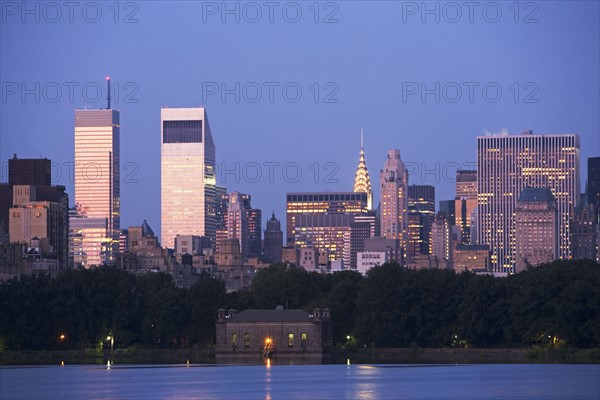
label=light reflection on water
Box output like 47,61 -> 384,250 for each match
1,363 -> 599,400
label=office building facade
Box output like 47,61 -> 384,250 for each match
286,192 -> 367,245
161,107 -> 216,249
74,109 -> 120,265
407,184 -> 435,256
477,131 -> 579,273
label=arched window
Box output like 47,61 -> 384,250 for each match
231,333 -> 237,349
244,333 -> 250,348
288,333 -> 294,348
301,333 -> 307,348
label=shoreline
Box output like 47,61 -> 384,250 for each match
1,347 -> 598,366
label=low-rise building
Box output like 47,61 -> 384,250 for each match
453,244 -> 490,273
215,306 -> 333,364
356,251 -> 388,275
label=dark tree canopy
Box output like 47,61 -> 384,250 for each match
1,260 -> 598,351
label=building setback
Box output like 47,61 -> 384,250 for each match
477,131 -> 579,273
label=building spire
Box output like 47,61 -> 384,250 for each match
353,129 -> 373,210
361,128 -> 364,149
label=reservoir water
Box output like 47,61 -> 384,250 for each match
1,363 -> 598,399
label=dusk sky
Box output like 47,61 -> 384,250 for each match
1,1 -> 598,238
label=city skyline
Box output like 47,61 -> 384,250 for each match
1,2 -> 599,240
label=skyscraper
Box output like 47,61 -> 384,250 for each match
407,184 -> 435,256
263,212 -> 283,264
431,213 -> 450,262
353,130 -> 373,210
455,170 -> 477,244
380,149 -> 409,253
74,108 -> 120,266
226,192 -> 249,258
161,107 -> 216,249
216,192 -> 261,259
477,131 -> 580,273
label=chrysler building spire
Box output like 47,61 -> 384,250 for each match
353,128 -> 373,210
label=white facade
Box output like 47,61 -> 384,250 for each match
356,251 -> 388,275
299,247 -> 318,271
161,107 -> 216,249
174,235 -> 203,259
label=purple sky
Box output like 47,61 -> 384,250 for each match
1,1 -> 599,238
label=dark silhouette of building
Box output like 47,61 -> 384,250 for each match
263,212 -> 283,264
438,200 -> 456,226
8,155 -> 51,186
571,195 -> 597,261
588,157 -> 600,209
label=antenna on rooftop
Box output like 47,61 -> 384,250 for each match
106,76 -> 111,109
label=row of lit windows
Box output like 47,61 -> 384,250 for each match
231,333 -> 307,348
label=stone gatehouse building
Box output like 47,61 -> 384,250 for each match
215,306 -> 332,364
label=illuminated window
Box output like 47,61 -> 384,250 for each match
301,333 -> 307,347
244,333 -> 250,348
231,333 -> 237,348
288,333 -> 294,348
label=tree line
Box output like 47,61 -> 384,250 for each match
1,259 -> 598,351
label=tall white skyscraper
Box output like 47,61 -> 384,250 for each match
73,108 -> 120,266
477,131 -> 580,273
161,107 -> 216,249
380,149 -> 409,252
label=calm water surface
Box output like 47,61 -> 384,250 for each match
1,363 -> 598,399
